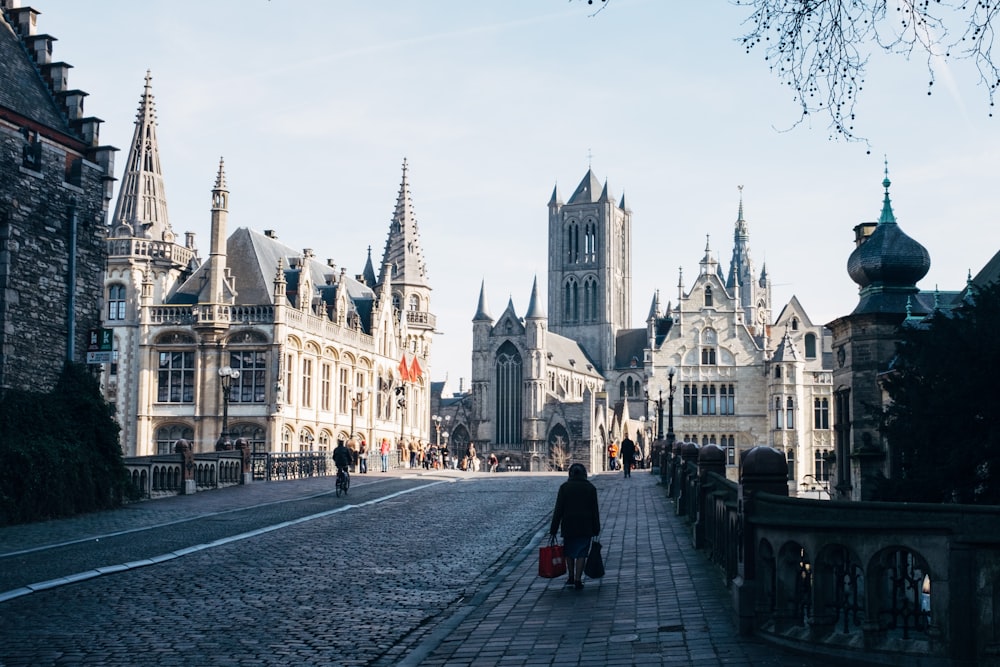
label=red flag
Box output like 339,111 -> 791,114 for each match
398,356 -> 410,382
409,356 -> 422,381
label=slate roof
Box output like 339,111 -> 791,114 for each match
614,328 -> 647,370
546,332 -> 603,378
0,13 -> 69,133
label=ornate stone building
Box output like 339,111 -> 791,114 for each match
471,169 -> 836,491
102,75 -> 435,455
0,1 -> 115,393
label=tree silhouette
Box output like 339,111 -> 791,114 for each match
579,1 -> 1000,143
877,281 -> 1000,504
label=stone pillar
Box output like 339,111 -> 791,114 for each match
174,439 -> 196,495
732,446 -> 788,635
694,444 -> 726,548
235,437 -> 252,484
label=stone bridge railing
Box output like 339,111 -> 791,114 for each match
661,442 -> 1000,666
123,450 -> 335,500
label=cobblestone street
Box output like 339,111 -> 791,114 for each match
0,470 -> 829,666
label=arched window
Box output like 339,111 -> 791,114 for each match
786,397 -> 795,429
155,424 -> 194,455
804,333 -> 817,359
564,278 -> 579,322
619,380 -> 626,399
583,276 -> 599,322
408,294 -> 420,311
107,284 -> 127,320
814,397 -> 829,429
584,220 -> 597,262
704,286 -> 713,307
495,341 -> 522,445
566,221 -> 579,263
774,397 -> 783,430
791,317 -> 799,331
774,365 -> 782,378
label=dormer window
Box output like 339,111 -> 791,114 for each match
704,286 -> 713,307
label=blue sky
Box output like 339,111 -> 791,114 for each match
37,0 -> 1000,388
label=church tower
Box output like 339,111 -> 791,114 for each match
547,168 -> 632,373
377,159 -> 434,362
103,72 -> 199,455
725,187 -> 771,334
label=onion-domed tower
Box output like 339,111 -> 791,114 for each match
827,164 -> 932,501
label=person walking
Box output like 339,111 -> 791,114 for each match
620,434 -> 636,478
607,441 -> 619,471
380,438 -> 391,473
487,452 -> 499,473
358,439 -> 369,474
549,463 -> 600,589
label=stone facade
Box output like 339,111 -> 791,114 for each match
0,1 -> 116,393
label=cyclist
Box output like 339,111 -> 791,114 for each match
333,439 -> 352,489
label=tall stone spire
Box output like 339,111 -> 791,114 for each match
726,185 -> 759,317
378,158 -> 430,289
110,71 -> 172,241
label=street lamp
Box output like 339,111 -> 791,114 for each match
350,386 -> 372,443
432,414 -> 451,446
217,365 -> 241,449
666,366 -> 676,448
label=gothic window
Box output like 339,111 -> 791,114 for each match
281,427 -> 292,453
318,431 -> 332,453
155,424 -> 194,455
701,348 -> 716,365
301,358 -> 313,408
787,448 -> 795,480
804,333 -> 817,359
107,284 -> 127,320
701,384 -> 717,415
584,220 -> 597,262
564,278 -> 579,322
392,294 -> 401,312
683,384 -> 698,415
774,365 -> 782,379
229,350 -> 267,403
408,294 -> 420,311
814,397 -> 829,429
704,286 -> 713,307
815,449 -> 831,481
230,423 -> 266,452
786,397 -> 795,429
774,397 -> 783,429
157,351 -> 194,403
791,317 -> 799,331
583,277 -> 599,322
495,341 -> 522,446
719,384 -> 735,415
338,367 -> 350,413
725,435 -> 735,465
566,221 -> 580,263
321,363 -> 332,411
619,380 -> 626,399
285,353 -> 295,405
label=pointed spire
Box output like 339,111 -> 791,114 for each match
619,191 -> 631,212
567,168 -> 603,204
473,279 -> 493,322
110,70 -> 172,241
878,157 -> 897,225
599,179 -> 613,203
362,245 -> 377,287
525,276 -> 545,319
378,158 -> 430,287
646,289 -> 660,322
548,184 -> 562,207
213,157 -> 227,195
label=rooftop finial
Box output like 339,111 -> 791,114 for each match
215,157 -> 227,190
878,157 -> 896,224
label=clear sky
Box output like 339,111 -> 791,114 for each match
36,0 -> 1000,389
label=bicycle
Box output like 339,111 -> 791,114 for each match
336,468 -> 350,497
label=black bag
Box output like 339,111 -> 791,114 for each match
584,539 -> 605,579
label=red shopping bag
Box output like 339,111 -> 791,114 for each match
539,542 -> 567,578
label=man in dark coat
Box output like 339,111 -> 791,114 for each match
550,463 -> 600,589
620,434 -> 637,478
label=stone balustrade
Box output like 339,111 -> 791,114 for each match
660,443 -> 1000,665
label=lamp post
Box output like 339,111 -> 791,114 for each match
395,382 -> 407,451
441,429 -> 450,468
666,366 -> 676,447
350,386 -> 372,443
432,414 -> 451,446
217,365 -> 241,450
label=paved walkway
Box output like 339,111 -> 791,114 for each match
391,470 -> 822,667
0,469 -> 827,666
